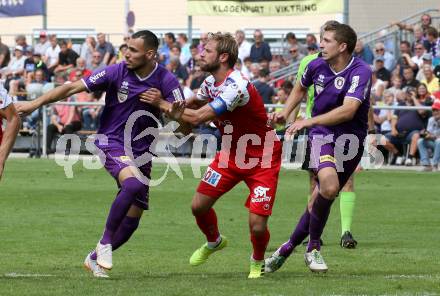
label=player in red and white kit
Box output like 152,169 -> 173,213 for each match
140,32 -> 282,278
0,83 -> 20,181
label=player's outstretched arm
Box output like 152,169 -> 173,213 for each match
0,104 -> 20,181
270,80 -> 306,125
15,80 -> 87,116
140,89 -> 217,126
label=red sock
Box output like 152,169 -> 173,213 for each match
251,228 -> 270,261
195,208 -> 220,242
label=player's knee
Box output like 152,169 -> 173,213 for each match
122,177 -> 147,197
250,223 -> 267,237
320,184 -> 339,199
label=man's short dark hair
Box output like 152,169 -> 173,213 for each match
323,22 -> 357,54
281,80 -> 294,94
286,32 -> 296,40
259,68 -> 270,78
426,26 -> 438,39
165,32 -> 176,42
131,30 -> 159,51
400,40 -> 411,48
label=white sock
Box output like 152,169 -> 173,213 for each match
207,235 -> 222,249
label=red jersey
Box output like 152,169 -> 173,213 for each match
197,69 -> 281,159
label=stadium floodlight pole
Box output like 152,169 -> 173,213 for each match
343,0 -> 349,24
188,15 -> 193,44
124,0 -> 130,34
43,0 -> 47,30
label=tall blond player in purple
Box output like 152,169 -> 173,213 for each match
266,22 -> 372,273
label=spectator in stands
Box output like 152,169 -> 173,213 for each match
24,52 -> 49,81
393,13 -> 432,36
384,89 -> 425,165
185,43 -> 199,72
396,40 -> 418,75
250,29 -> 272,63
54,40 -> 79,74
234,58 -> 250,79
170,43 -> 182,61
416,53 -> 433,81
0,37 -> 10,70
414,83 -> 434,126
307,43 -> 319,55
272,87 -> 288,135
46,74 -> 82,154
15,34 -> 29,52
374,42 -> 396,72
418,100 -> 440,171
305,33 -> 317,48
197,32 -> 208,54
159,32 -> 175,66
354,40 -> 374,65
280,80 -> 293,95
80,36 -> 97,69
388,75 -> 403,95
412,25 -> 429,53
96,33 -> 115,66
44,34 -> 60,77
89,51 -> 105,71
374,56 -> 391,87
287,44 -> 304,64
374,89 -> 395,134
421,64 -> 440,94
235,30 -> 252,63
116,43 -> 128,63
249,62 -> 261,80
371,71 -> 386,102
177,33 -> 191,65
402,66 -> 420,89
68,57 -> 91,81
69,72 -> 100,131
411,42 -> 426,68
167,56 -> 188,84
425,27 -> 440,62
34,31 -> 50,56
254,68 -> 275,105
424,27 -> 440,60
3,45 -> 26,79
259,58 -> 270,71
189,65 -> 207,91
269,60 -> 284,88
285,32 -> 307,55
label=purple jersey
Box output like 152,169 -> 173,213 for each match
301,56 -> 372,138
82,62 -> 183,156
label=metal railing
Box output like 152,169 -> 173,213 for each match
359,8 -> 440,56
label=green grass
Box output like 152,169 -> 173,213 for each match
0,158 -> 439,295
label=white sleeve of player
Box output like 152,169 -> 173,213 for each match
0,82 -> 13,109
218,80 -> 250,112
196,80 -> 210,101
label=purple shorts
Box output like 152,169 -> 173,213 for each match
308,135 -> 364,189
99,147 -> 151,210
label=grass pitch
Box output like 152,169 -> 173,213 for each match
0,158 -> 439,295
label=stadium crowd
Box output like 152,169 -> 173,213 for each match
1,12 -> 440,169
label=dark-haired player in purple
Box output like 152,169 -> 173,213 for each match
266,22 -> 372,273
15,30 -> 184,278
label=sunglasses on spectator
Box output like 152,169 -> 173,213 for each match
289,49 -> 297,53
93,55 -> 101,58
375,48 -> 385,52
